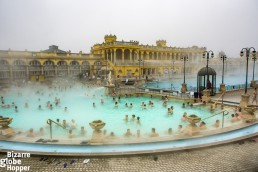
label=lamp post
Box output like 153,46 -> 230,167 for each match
203,50 -> 214,88
220,55 -> 227,84
220,54 -> 227,106
240,47 -> 256,94
202,50 -> 214,103
180,55 -> 188,93
252,56 -> 257,81
240,47 -> 256,108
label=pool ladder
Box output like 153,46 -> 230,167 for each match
46,119 -> 67,140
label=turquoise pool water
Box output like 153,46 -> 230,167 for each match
145,74 -> 252,91
0,82 -> 234,140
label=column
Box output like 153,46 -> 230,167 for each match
129,49 -> 132,63
102,50 -> 105,58
114,49 -> 117,64
55,65 -> 57,76
41,66 -> 44,75
10,66 -> 13,81
106,52 -> 109,61
122,49 -> 124,64
67,65 -> 70,77
79,65 -> 82,73
146,52 -> 150,60
110,50 -> 112,62
26,66 -> 29,80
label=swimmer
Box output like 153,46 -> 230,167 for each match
178,125 -> 183,133
114,101 -> 118,108
181,112 -> 187,121
199,121 -> 207,130
125,103 -> 128,107
231,114 -> 238,123
101,99 -> 104,104
182,103 -> 185,108
80,126 -> 86,135
124,115 -> 129,122
38,105 -> 42,110
39,127 -> 44,136
64,107 -> 68,112
214,120 -> 220,128
108,132 -> 116,139
137,130 -> 141,138
27,128 -> 35,137
70,119 -> 77,129
124,129 -> 132,137
131,114 -> 136,121
68,129 -> 74,138
93,103 -> 96,107
129,103 -> 133,108
167,108 -> 173,115
150,128 -> 159,137
168,128 -> 173,135
136,116 -> 141,125
141,102 -> 145,107
63,120 -> 69,128
15,106 -> 18,112
143,104 -> 147,109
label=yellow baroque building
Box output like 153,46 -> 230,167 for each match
0,35 -> 209,84
92,34 -> 206,78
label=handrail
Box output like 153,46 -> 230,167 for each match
202,110 -> 229,121
46,119 -> 67,140
47,119 -> 66,129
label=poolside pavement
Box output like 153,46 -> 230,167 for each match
212,88 -> 256,104
1,140 -> 258,172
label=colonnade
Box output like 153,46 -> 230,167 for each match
104,48 -> 202,65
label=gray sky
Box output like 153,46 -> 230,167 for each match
0,0 -> 257,57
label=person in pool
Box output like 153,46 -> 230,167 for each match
181,113 -> 187,121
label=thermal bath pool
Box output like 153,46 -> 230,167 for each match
0,80 -> 257,155
0,81 -> 236,140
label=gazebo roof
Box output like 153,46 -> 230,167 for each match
197,67 -> 216,76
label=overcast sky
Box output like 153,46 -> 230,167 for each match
0,0 -> 257,57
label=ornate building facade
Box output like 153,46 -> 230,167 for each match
0,34 -> 248,85
92,34 -> 206,78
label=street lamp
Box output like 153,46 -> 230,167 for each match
220,54 -> 227,106
180,56 -> 188,94
220,55 -> 227,84
181,55 -> 188,84
240,47 -> 256,94
252,55 -> 257,81
203,50 -> 214,89
240,47 -> 256,108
